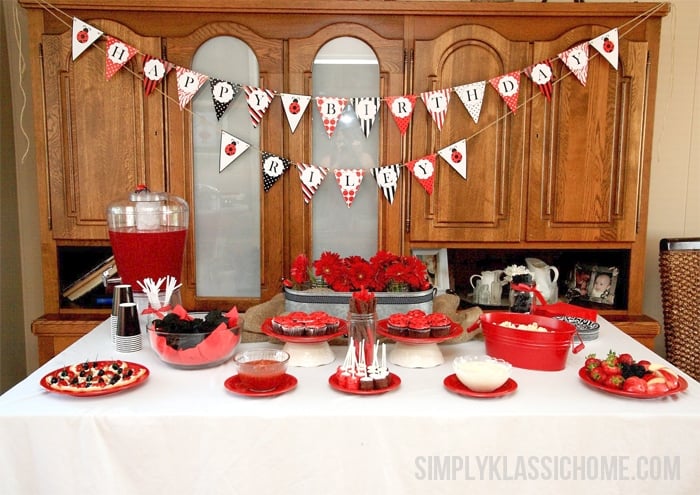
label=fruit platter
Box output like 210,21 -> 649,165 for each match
579,350 -> 688,399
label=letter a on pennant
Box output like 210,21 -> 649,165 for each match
524,59 -> 555,101
334,168 -> 365,208
72,18 -> 103,61
296,163 -> 329,204
489,72 -> 521,114
143,55 -> 173,96
315,97 -> 348,138
105,37 -> 138,81
406,154 -> 436,195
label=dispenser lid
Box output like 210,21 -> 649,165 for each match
129,184 -> 168,202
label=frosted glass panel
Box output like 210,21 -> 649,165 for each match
312,38 -> 379,260
192,37 -> 260,297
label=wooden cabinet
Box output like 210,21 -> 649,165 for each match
21,1 -> 668,360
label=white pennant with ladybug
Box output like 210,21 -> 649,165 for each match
316,97 -> 348,138
590,28 -> 619,70
453,81 -> 486,124
143,55 -> 173,96
244,86 -> 276,128
334,168 -> 365,208
351,97 -> 380,138
371,164 -> 401,204
558,42 -> 590,86
280,93 -> 311,133
210,79 -> 241,120
261,152 -> 291,192
219,131 -> 250,173
296,162 -> 329,204
175,66 -> 208,109
420,89 -> 452,131
489,71 -> 521,114
72,18 -> 103,61
437,139 -> 467,180
406,154 -> 436,195
104,37 -> 138,81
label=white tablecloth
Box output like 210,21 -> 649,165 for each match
1,317 -> 699,494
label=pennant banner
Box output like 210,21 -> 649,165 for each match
525,59 -> 555,101
590,28 -> 619,70
105,37 -> 138,81
421,89 -> 452,131
296,162 -> 329,204
351,97 -> 380,138
245,86 -> 276,128
559,42 -> 590,86
176,67 -> 208,109
438,139 -> 467,180
143,55 -> 173,96
489,72 -> 521,114
386,95 -> 417,135
72,18 -> 103,61
281,93 -> 311,133
219,131 -> 250,173
406,154 -> 436,195
334,168 -> 365,208
453,81 -> 486,124
210,79 -> 241,120
316,97 -> 348,138
371,164 -> 401,204
261,152 -> 291,192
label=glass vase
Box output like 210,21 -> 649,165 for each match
509,274 -> 535,313
347,311 -> 377,367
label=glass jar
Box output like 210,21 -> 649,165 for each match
347,312 -> 377,367
509,274 -> 535,313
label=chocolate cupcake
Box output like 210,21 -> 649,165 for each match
387,313 -> 409,336
428,312 -> 452,338
407,316 -> 431,338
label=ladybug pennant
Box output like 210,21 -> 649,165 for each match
334,168 -> 365,208
370,164 -> 401,204
219,131 -> 250,173
261,152 -> 291,192
385,95 -> 417,135
351,97 -> 380,138
420,89 -> 452,131
558,42 -> 590,86
437,139 -> 467,180
315,97 -> 348,138
406,154 -> 436,195
489,71 -> 521,114
142,55 -> 173,96
524,59 -> 555,101
453,81 -> 486,124
244,86 -> 276,128
280,93 -> 311,133
210,79 -> 241,120
72,18 -> 103,61
175,66 -> 208,109
590,28 -> 619,70
105,36 -> 138,81
296,162 -> 329,204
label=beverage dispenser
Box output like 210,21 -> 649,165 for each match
106,186 -> 189,291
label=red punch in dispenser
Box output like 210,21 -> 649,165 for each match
107,185 -> 189,292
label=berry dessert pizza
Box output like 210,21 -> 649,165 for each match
40,360 -> 149,396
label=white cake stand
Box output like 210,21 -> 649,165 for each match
261,318 -> 346,367
377,321 -> 463,368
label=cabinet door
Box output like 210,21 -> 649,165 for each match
527,28 -> 649,242
409,25 -> 529,243
42,21 -> 165,240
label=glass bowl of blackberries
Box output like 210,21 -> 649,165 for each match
147,306 -> 240,369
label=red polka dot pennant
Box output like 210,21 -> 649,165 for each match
406,154 -> 436,195
105,36 -> 138,81
315,97 -> 348,138
334,168 -> 365,208
489,71 -> 521,114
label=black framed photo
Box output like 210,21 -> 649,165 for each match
566,263 -> 618,305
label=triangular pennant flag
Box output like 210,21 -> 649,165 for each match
142,55 -> 173,96
175,66 -> 208,109
406,154 -> 436,195
281,93 -> 311,133
261,152 -> 291,192
219,131 -> 250,173
590,28 -> 619,70
105,37 -> 138,81
351,97 -> 380,138
72,18 -> 103,61
385,95 -> 417,135
244,86 -> 276,128
371,164 -> 401,204
437,139 -> 468,180
210,79 -> 241,120
489,71 -> 521,114
420,89 -> 452,131
524,59 -> 555,101
296,163 -> 329,204
315,97 -> 348,138
453,81 -> 486,124
334,168 -> 365,208
558,42 -> 590,86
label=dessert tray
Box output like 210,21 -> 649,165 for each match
262,317 -> 347,367
40,360 -> 149,397
443,374 -> 518,398
224,373 -> 298,398
377,319 -> 463,368
578,367 -> 689,399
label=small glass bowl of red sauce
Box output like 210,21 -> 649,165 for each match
234,349 -> 290,392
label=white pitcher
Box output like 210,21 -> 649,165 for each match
525,258 -> 559,304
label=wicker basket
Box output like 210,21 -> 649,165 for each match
659,238 -> 700,381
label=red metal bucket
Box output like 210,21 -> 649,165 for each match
479,312 -> 584,371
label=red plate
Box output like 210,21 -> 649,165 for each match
39,361 -> 149,397
328,372 -> 401,395
224,373 -> 297,397
443,374 -> 518,398
261,317 -> 347,343
377,319 -> 463,344
578,367 -> 688,399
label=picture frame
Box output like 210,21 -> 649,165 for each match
412,248 -> 450,293
566,263 -> 619,305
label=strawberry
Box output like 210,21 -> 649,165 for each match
617,353 -> 634,366
585,354 -> 602,371
588,365 -> 606,383
600,350 -> 621,376
623,376 -> 647,394
604,374 -> 625,389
